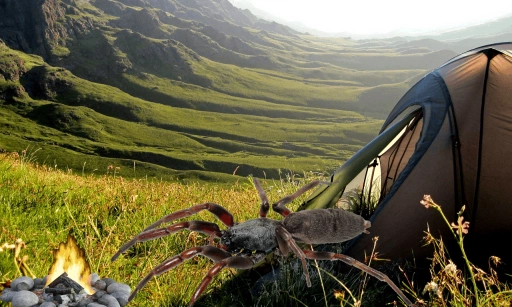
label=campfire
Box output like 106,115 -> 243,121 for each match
45,234 -> 95,295
0,234 -> 132,307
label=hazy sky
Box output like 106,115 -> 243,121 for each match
230,0 -> 512,36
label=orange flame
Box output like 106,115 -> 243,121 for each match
45,234 -> 95,294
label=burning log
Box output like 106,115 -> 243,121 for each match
44,287 -> 73,295
45,234 -> 95,294
46,272 -> 84,294
45,287 -> 73,295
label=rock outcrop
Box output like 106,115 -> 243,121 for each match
0,0 -> 67,59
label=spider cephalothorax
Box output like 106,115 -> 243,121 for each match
111,178 -> 415,307
220,218 -> 281,253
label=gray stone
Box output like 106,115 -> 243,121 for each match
116,297 -> 128,307
94,280 -> 106,291
15,281 -> 31,291
78,298 -> 94,307
90,273 -> 101,285
87,303 -> 107,307
33,277 -> 44,286
109,291 -> 129,301
10,290 -> 39,307
0,288 -> 15,302
40,302 -> 57,307
43,291 -> 53,301
98,294 -> 120,307
11,276 -> 34,292
101,278 -> 116,287
93,290 -> 107,299
106,283 -> 131,295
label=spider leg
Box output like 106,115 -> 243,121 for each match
276,226 -> 311,287
189,255 -> 258,307
141,202 -> 235,232
272,180 -> 328,217
302,250 -> 416,307
253,178 -> 270,217
111,221 -> 222,261
128,245 -> 232,302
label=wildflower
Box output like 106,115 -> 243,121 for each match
420,195 -> 437,209
423,225 -> 436,245
108,165 -> 113,170
474,267 -> 486,281
451,216 -> 470,235
490,256 -> 501,266
333,289 -> 345,300
444,260 -> 457,276
423,281 -> 442,298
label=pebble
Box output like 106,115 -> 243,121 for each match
106,283 -> 131,295
116,297 -> 128,307
0,288 -> 15,302
101,278 -> 116,287
77,298 -> 94,307
93,290 -> 106,299
98,294 -> 120,307
11,290 -> 39,307
0,273 -> 130,307
34,278 -> 44,286
16,282 -> 31,291
109,291 -> 129,302
89,273 -> 100,285
93,280 -> 106,291
11,276 -> 34,291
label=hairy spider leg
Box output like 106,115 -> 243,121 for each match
189,255 -> 258,307
128,246 -> 232,302
272,180 -> 327,217
111,221 -> 222,261
276,226 -> 311,286
253,178 -> 270,217
141,202 -> 235,232
302,250 -> 416,307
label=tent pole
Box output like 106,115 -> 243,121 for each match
300,111 -> 418,211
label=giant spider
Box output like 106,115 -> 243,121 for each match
112,178 -> 415,306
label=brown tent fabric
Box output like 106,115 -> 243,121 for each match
343,43 -> 512,266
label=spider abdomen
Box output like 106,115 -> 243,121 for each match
283,208 -> 370,244
221,218 -> 281,252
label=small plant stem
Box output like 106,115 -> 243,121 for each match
63,197 -> 79,231
13,241 -> 23,277
311,244 -> 328,307
457,230 -> 480,305
319,268 -> 358,305
433,205 -> 480,305
96,213 -> 122,272
480,289 -> 512,306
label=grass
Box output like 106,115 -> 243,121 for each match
0,151 -> 328,306
412,196 -> 512,306
1,41 -> 385,182
1,152 -> 511,307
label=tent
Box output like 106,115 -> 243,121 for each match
302,42 -> 512,267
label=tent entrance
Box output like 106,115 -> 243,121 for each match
339,110 -> 424,219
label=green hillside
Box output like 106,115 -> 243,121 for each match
0,0 -> 459,181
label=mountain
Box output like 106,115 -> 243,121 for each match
0,0 -> 466,181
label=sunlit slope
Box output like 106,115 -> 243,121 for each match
0,44 -> 381,180
0,0 -> 459,180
